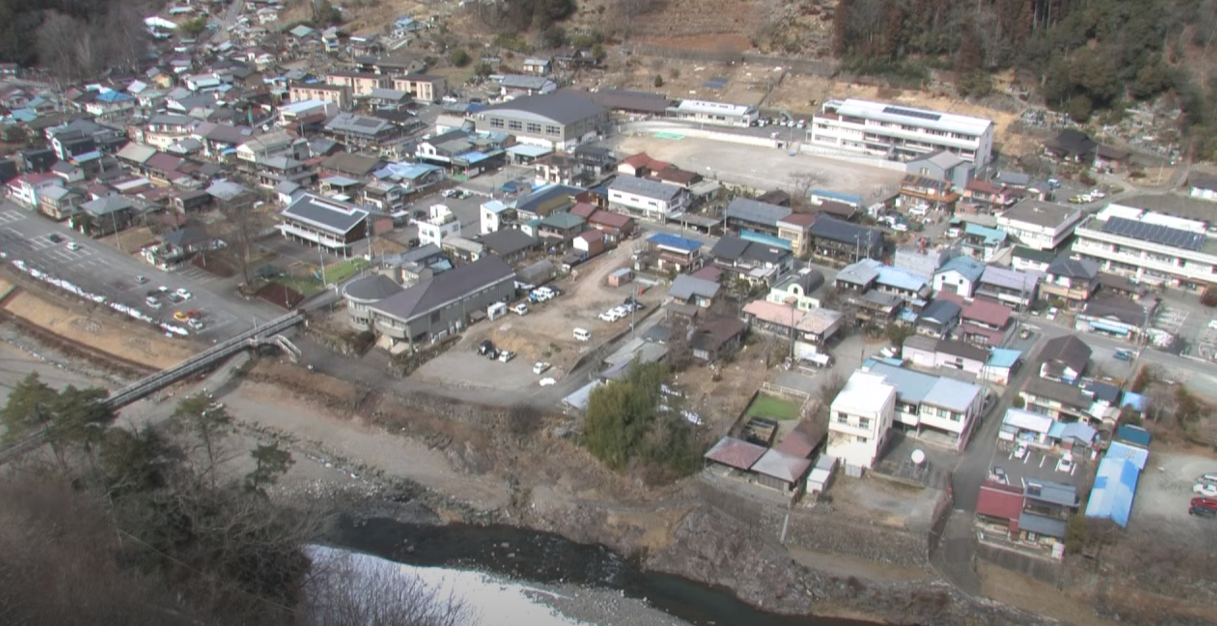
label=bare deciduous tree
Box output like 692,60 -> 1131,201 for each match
303,550 -> 480,626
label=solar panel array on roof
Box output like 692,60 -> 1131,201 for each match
883,105 -> 941,121
1101,216 -> 1205,251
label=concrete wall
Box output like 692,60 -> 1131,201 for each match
976,541 -> 1068,587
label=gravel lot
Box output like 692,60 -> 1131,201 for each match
1130,448 -> 1217,529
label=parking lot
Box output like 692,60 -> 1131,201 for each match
411,245 -> 662,389
1130,450 -> 1217,530
991,439 -> 1091,493
0,202 -> 278,340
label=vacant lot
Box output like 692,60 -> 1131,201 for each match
1130,446 -> 1217,530
2,288 -> 199,370
605,134 -> 906,199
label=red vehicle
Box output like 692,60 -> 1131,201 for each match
1192,496 -> 1217,510
1191,497 -> 1217,518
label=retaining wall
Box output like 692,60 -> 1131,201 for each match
976,541 -> 1068,586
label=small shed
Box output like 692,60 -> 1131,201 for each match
573,229 -> 606,258
607,267 -> 633,287
806,454 -> 837,496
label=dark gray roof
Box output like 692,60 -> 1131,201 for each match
609,175 -> 683,202
581,88 -> 672,114
282,194 -> 369,234
473,228 -> 539,256
343,273 -> 403,302
1081,295 -> 1150,326
1046,254 -> 1098,280
725,198 -> 792,227
1039,335 -> 1092,376
919,300 -> 962,324
668,274 -> 721,300
162,226 -> 210,248
515,184 -> 581,214
808,215 -> 883,248
936,338 -> 988,362
1017,511 -> 1067,538
397,243 -> 445,264
369,255 -> 516,322
1024,480 -> 1079,507
1023,376 -> 1091,409
321,152 -> 384,177
773,269 -> 825,294
482,92 -> 606,126
325,112 -> 394,135
709,236 -> 789,265
81,195 -> 133,216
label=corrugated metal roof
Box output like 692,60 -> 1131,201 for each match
1085,455 -> 1141,528
751,449 -> 813,484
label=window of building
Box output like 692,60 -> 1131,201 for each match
858,417 -> 871,429
835,412 -> 849,423
545,125 -> 561,136
489,117 -> 504,129
508,120 -> 522,131
526,123 -> 542,133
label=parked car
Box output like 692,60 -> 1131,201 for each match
65,241 -> 81,251
511,303 -> 529,316
623,296 -> 646,310
166,293 -> 184,304
1191,504 -> 1217,518
1019,328 -> 1032,340
599,309 -> 623,322
533,362 -> 551,375
892,221 -> 910,233
48,233 -> 63,243
173,311 -> 190,322
1194,482 -> 1217,497
879,346 -> 898,359
1114,349 -> 1133,361
188,318 -> 205,330
497,350 -> 516,363
175,288 -> 192,300
539,377 -> 557,386
1197,473 -> 1217,484
1013,444 -> 1029,460
145,296 -> 162,309
134,275 -> 149,284
477,340 -> 496,356
992,466 -> 1008,485
1046,307 -> 1059,321
1056,453 -> 1075,474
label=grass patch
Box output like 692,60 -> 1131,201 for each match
745,394 -> 802,421
324,258 -> 370,283
271,258 -> 369,296
272,275 -> 325,297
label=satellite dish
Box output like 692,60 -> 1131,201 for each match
911,449 -> 926,465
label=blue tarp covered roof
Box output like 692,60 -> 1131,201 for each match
647,233 -> 702,252
1116,423 -> 1152,447
1085,453 -> 1141,528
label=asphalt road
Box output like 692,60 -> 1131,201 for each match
0,201 -> 280,340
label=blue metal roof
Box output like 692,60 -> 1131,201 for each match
810,189 -> 862,207
964,222 -> 1008,246
647,233 -> 702,252
1106,441 -> 1149,469
987,348 -> 1021,368
739,229 -> 791,250
1120,393 -> 1148,413
876,265 -> 928,293
1116,424 -> 1152,448
1085,454 -> 1141,528
935,255 -> 985,282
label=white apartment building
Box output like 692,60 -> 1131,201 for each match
607,175 -> 689,221
810,99 -> 995,170
827,371 -> 897,476
863,362 -> 985,451
417,204 -> 462,247
1071,204 -> 1217,291
995,200 -> 1084,251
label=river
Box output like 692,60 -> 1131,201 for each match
335,517 -> 884,626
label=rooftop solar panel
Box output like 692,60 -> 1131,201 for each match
1101,216 -> 1206,251
882,105 -> 942,121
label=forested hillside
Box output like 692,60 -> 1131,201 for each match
0,0 -> 153,77
833,0 -> 1217,153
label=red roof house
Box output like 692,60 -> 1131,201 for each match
976,480 -> 1025,534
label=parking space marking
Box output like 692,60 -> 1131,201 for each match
0,209 -> 27,225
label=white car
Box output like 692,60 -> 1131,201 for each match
65,241 -> 81,251
1013,444 -> 1028,460
1046,307 -> 1059,321
539,377 -> 556,387
892,222 -> 909,232
511,303 -> 529,316
145,296 -> 162,310
1056,454 -> 1075,474
175,288 -> 192,300
1195,482 -> 1217,497
187,318 -> 205,330
533,362 -> 551,375
497,350 -> 516,363
599,310 -> 623,322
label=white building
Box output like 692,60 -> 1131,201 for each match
995,200 -> 1084,252
827,371 -> 897,475
810,99 -> 995,170
607,176 -> 689,221
863,361 -> 986,451
479,199 -> 513,234
667,99 -> 758,127
1071,204 -> 1217,291
417,204 -> 462,247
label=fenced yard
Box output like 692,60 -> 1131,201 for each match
745,393 -> 803,421
273,258 -> 369,296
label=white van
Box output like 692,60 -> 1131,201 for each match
573,328 -> 591,342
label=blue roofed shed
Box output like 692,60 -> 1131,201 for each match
648,233 -> 702,252
1085,441 -> 1148,528
1115,424 -> 1152,448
